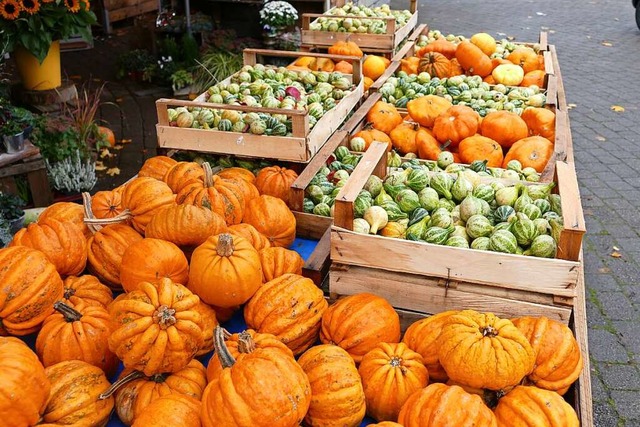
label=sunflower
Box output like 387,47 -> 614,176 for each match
64,0 -> 80,12
20,0 -> 39,14
81,0 -> 89,10
0,0 -> 21,19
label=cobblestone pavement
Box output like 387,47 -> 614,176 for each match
58,0 -> 640,424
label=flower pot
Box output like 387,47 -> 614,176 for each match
2,131 -> 25,154
8,214 -> 25,235
14,40 -> 62,91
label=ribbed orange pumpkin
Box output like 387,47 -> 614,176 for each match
36,300 -> 117,375
104,359 -> 207,426
205,329 -> 292,382
201,327 -> 311,427
328,40 -> 363,57
521,107 -> 556,142
353,124 -> 393,151
245,274 -> 328,355
145,204 -> 227,248
188,233 -> 262,307
359,342 -> 429,421
227,223 -> 271,251
455,40 -> 493,77
402,311 -> 458,382
131,394 -> 202,427
255,166 -> 299,206
432,105 -> 481,148
480,110 -> 529,149
120,177 -> 176,234
398,383 -> 498,427
502,136 -> 554,173
418,52 -> 451,78
458,135 -> 504,168
369,423 -> 404,427
177,163 -> 246,225
367,101 -> 403,134
521,69 -> 546,88
258,246 -> 304,282
298,344 -> 366,427
320,293 -> 401,363
217,167 -> 256,184
437,310 -> 536,391
193,301 -> 219,356
390,121 -> 421,155
10,218 -> 87,276
507,48 -> 542,74
417,38 -> 457,59
494,386 -> 579,426
243,195 -> 297,248
0,337 -> 51,427
91,189 -> 124,219
120,238 -> 189,292
38,201 -> 91,239
511,316 -> 583,395
224,174 -> 260,204
41,360 -> 114,427
416,127 -> 443,161
87,223 -> 143,289
407,95 -> 453,128
163,161 -> 205,193
63,275 -> 113,308
0,247 -> 63,335
139,155 -> 178,181
109,278 -> 203,376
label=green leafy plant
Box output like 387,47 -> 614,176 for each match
191,51 -> 243,93
0,191 -> 25,221
170,69 -> 194,91
116,49 -> 156,79
0,213 -> 12,247
0,102 -> 35,136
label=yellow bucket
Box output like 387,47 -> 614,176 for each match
14,40 -> 62,91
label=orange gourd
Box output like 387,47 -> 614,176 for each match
37,201 -> 91,239
458,135 -> 504,168
353,124 -> 393,152
138,155 -> 178,181
131,395 -> 202,427
163,161 -> 204,193
494,386 -> 580,426
455,40 -> 493,77
400,56 -> 421,74
145,203 -> 227,248
328,40 -> 363,57
470,32 -> 497,56
367,101 -> 403,134
502,136 -> 554,173
363,55 -> 390,80
449,58 -> 465,77
87,223 -> 143,289
120,177 -> 176,234
243,195 -> 297,248
334,60 -> 354,74
521,107 -> 556,142
91,190 -> 123,219
418,52 -> 451,78
417,38 -> 457,59
432,105 -> 481,148
217,167 -> 256,184
227,223 -> 271,251
193,301 -> 219,356
389,121 -> 421,155
120,238 -> 189,292
258,246 -> 305,282
507,48 -> 542,73
480,110 -> 529,148
407,95 -> 453,128
63,275 -> 113,308
416,127 -> 443,161
521,69 -> 546,87
97,125 -> 116,146
255,165 -> 299,206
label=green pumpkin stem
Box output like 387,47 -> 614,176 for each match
53,301 -> 83,322
98,370 -> 145,399
214,326 -> 236,369
216,233 -> 235,257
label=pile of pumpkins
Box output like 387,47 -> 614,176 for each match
351,97 -> 555,173
0,154 -> 582,426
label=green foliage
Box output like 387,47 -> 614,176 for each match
0,191 -> 25,221
116,49 -> 156,79
192,51 -> 244,93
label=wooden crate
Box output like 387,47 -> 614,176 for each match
294,211 -> 333,286
102,0 -> 158,34
301,0 -> 418,52
0,142 -> 53,208
156,49 -> 364,163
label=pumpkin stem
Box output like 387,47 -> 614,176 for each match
389,356 -> 402,368
99,370 -> 145,399
213,326 -> 236,369
150,374 -> 167,383
481,325 -> 498,337
153,305 -> 177,329
82,192 -> 102,234
216,233 -> 235,257
84,209 -> 133,225
203,162 -> 214,187
63,287 -> 75,299
237,331 -> 256,354
53,301 -> 83,322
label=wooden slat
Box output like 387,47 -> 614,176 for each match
340,91 -> 381,133
303,226 -> 332,286
0,142 -> 40,168
543,51 -> 555,76
106,0 -> 157,22
330,264 -> 574,323
0,156 -> 47,178
556,161 -> 586,261
333,141 -> 388,230
331,227 -> 580,296
538,31 -> 549,51
294,211 -> 333,241
573,250 -> 594,426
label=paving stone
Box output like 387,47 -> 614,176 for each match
593,400 -> 623,427
588,328 -> 630,363
591,371 -> 610,403
596,291 -> 637,321
599,363 -> 640,391
611,321 -> 640,355
610,390 -> 640,421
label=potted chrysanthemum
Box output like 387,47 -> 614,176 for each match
259,0 -> 299,47
0,0 -> 97,90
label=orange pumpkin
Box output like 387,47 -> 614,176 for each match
91,190 -> 123,219
193,301 -> 219,356
227,223 -> 271,251
63,275 -> 113,308
491,57 -> 512,69
334,60 -> 354,74
139,155 -> 178,181
416,127 -> 443,161
217,167 -> 256,184
163,161 -> 205,193
87,223 -> 143,289
449,58 -> 465,77
402,311 -> 459,382
364,76 -> 374,91
494,386 -> 579,426
10,218 -> 87,277
483,74 -> 497,84
389,121 -> 421,155
359,342 -> 429,421
320,293 -> 401,363
417,38 -> 457,59
259,246 -> 305,282
470,32 -> 497,56
367,101 -> 403,134
480,110 -> 529,148
188,233 -> 262,307
507,48 -> 542,73
255,165 -> 299,206
432,105 -> 481,148
38,201 -> 91,239
353,124 -> 393,151
97,125 -> 116,147
503,136 -> 554,172
400,56 -> 421,74
120,177 -> 176,234
131,394 -> 201,427
109,278 -> 203,376
418,52 -> 451,78
369,423 -> 404,427
145,204 -> 227,248
328,40 -> 363,57
243,195 -> 297,248
119,238 -> 190,292
521,107 -> 556,142
407,95 -> 453,128
521,69 -> 546,87
455,40 -> 493,77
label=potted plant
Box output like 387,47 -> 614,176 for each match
0,191 -> 26,234
116,49 -> 156,81
0,0 -> 97,90
0,103 -> 35,153
259,1 -> 299,47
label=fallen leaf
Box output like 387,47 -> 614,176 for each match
112,145 -> 124,150
99,148 -> 113,159
611,105 -> 625,112
613,246 -> 620,251
497,32 -> 507,36
94,161 -> 107,171
507,36 -> 515,41
115,97 -> 123,103
567,103 -> 577,110
106,167 -> 121,177
596,135 -> 606,142
611,251 -> 622,258
598,267 -> 611,274
602,41 -> 613,47
119,138 -> 132,144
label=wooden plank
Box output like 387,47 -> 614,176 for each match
333,141 -> 388,230
543,51 -> 555,76
0,141 -> 40,168
573,251 -> 594,426
549,45 -> 568,112
406,23 -> 428,42
303,226 -> 332,286
330,264 -> 574,323
331,227 -> 580,296
0,157 -> 47,178
107,0 -> 157,22
556,161 -> 586,261
341,91 -> 381,134
294,211 -> 333,240
545,74 -> 558,107
538,31 -> 549,52
26,168 -> 54,207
